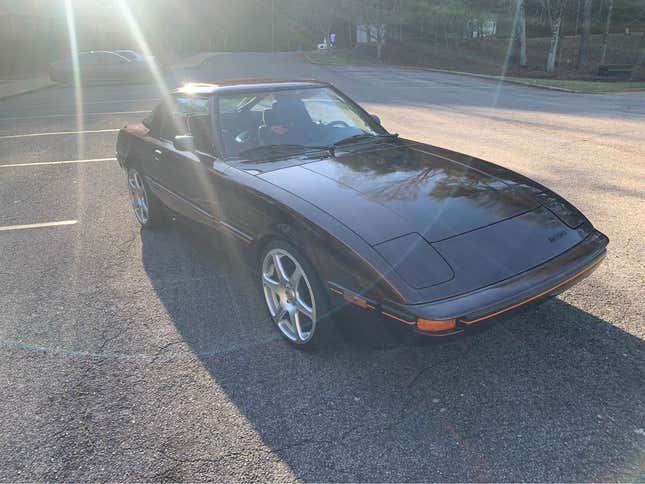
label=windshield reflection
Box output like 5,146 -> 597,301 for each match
218,87 -> 385,157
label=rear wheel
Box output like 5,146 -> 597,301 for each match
260,240 -> 333,348
127,168 -> 164,228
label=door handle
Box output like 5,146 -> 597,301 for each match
153,148 -> 163,161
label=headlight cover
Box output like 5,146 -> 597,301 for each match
374,233 -> 454,289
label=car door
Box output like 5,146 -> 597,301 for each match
182,112 -> 228,226
142,101 -> 194,221
129,100 -> 183,218
152,95 -> 225,226
204,92 -> 280,242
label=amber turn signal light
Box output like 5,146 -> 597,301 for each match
343,292 -> 370,309
416,318 -> 456,332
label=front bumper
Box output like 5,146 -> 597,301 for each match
329,230 -> 608,337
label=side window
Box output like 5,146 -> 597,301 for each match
149,96 -> 210,144
177,96 -> 216,154
160,111 -> 186,141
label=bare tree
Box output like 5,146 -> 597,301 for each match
363,0 -> 386,60
543,0 -> 567,73
517,0 -> 528,67
355,0 -> 399,61
509,0 -> 528,67
599,0 -> 614,64
577,0 -> 592,67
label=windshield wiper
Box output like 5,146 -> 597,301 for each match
333,132 -> 398,147
238,133 -> 399,161
238,144 -> 330,160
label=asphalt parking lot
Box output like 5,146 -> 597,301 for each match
1,52 -> 643,481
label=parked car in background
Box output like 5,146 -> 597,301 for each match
114,49 -> 144,61
114,49 -> 159,65
48,50 -> 157,84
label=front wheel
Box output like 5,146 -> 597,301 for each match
260,240 -> 334,348
127,168 -> 164,228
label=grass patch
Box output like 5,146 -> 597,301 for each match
507,77 -> 645,92
304,49 -> 645,93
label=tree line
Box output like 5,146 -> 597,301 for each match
148,0 -> 644,73
2,0 -> 643,77
294,0 -> 644,73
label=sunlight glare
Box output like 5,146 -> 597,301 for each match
115,0 -> 170,99
63,0 -> 84,157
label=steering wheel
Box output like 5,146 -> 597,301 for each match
326,120 -> 349,128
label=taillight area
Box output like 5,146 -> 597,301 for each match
416,318 -> 456,332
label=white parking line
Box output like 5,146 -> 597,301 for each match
4,97 -> 159,111
0,220 -> 78,232
0,110 -> 149,122
0,129 -> 119,140
0,157 -> 116,168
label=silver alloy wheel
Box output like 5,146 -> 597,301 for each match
127,169 -> 150,225
262,248 -> 317,344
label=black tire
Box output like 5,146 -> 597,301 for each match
259,239 -> 336,349
126,167 -> 166,228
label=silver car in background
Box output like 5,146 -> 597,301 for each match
48,50 -> 157,84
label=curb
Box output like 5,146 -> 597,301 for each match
400,66 -> 579,93
401,68 -> 645,93
0,78 -> 56,100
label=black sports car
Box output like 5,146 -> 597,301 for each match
116,80 -> 608,347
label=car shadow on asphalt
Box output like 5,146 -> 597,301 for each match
141,223 -> 644,482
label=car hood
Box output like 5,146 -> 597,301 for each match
259,142 -> 540,245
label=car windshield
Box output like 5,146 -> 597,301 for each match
217,87 -> 387,158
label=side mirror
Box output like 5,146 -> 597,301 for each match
173,135 -> 194,152
370,113 -> 381,125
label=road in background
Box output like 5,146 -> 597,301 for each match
1,52 -> 643,481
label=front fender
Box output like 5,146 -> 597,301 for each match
224,169 -> 413,306
251,203 -> 409,308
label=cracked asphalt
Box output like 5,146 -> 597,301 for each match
1,52 -> 643,481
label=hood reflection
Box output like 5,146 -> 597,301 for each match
309,143 -> 537,217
